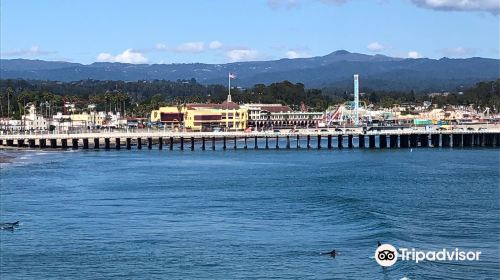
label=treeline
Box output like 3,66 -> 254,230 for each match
0,78 -> 498,119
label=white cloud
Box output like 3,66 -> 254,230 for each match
1,45 -> 56,57
411,0 -> 499,14
155,43 -> 168,50
407,51 -> 422,59
96,49 -> 148,64
439,47 -> 477,57
285,50 -> 309,59
209,41 -> 223,50
226,49 -> 260,62
367,42 -> 388,53
174,42 -> 205,53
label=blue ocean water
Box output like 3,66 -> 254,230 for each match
1,146 -> 499,279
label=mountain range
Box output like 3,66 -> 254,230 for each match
1,50 -> 499,91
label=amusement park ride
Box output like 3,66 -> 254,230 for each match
324,74 -> 372,127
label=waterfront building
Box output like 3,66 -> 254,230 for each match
243,104 -> 323,129
51,111 -> 125,131
0,118 -> 22,131
21,104 -> 49,131
151,97 -> 248,131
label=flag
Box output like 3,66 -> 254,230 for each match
229,72 -> 236,79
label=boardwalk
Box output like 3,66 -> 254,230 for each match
1,129 -> 500,150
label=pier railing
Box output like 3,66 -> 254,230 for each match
1,128 -> 500,140
1,128 -> 499,149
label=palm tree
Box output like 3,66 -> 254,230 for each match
104,92 -> 111,113
6,87 -> 14,117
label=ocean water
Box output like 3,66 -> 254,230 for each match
1,145 -> 499,279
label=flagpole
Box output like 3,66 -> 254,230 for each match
227,73 -> 229,130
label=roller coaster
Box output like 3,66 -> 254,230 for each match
324,101 -> 373,126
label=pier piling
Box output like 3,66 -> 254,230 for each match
40,139 -> 47,149
115,138 -> 120,150
348,135 -> 353,149
442,134 -> 451,147
317,135 -> 321,149
137,138 -> 142,149
212,137 -> 216,150
104,138 -> 110,150
379,135 -> 387,149
463,134 -> 472,147
254,136 -> 258,149
180,137 -> 184,150
390,135 -> 398,148
170,137 -> 174,150
201,137 -> 205,150
327,135 -> 332,149
83,138 -> 89,149
159,137 -> 163,150
419,134 -> 429,147
369,135 -> 376,149
93,138 -> 99,149
286,136 -> 290,149
400,135 -> 409,148
431,134 -> 439,147
338,135 -> 344,149
307,135 -> 311,149
191,137 -> 195,151
223,136 -> 226,150
359,135 -> 365,148
126,138 -> 131,150
29,139 -> 36,148
275,136 -> 279,149
72,139 -> 79,150
147,137 -> 152,150
410,135 -> 418,148
61,139 -> 68,149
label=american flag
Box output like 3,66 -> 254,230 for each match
228,72 -> 236,79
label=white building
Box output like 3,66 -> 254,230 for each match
21,104 -> 48,131
0,119 -> 22,131
243,104 -> 324,129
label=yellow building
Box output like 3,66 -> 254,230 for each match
70,112 -> 107,127
151,100 -> 248,131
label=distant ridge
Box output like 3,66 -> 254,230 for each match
1,50 -> 498,91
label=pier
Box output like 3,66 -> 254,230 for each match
1,129 -> 500,151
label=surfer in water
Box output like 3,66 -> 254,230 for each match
0,221 -> 20,231
320,249 -> 340,258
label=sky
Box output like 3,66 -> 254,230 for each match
0,0 -> 499,64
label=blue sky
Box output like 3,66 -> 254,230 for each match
1,0 -> 499,64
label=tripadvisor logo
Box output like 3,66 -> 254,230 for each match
375,244 -> 398,267
374,244 -> 482,267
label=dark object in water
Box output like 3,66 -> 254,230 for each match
377,241 -> 382,247
0,221 -> 20,230
320,249 -> 340,258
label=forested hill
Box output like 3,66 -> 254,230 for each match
1,50 -> 498,91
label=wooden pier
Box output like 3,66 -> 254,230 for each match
1,130 -> 500,150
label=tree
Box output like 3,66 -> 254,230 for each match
6,87 -> 14,117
